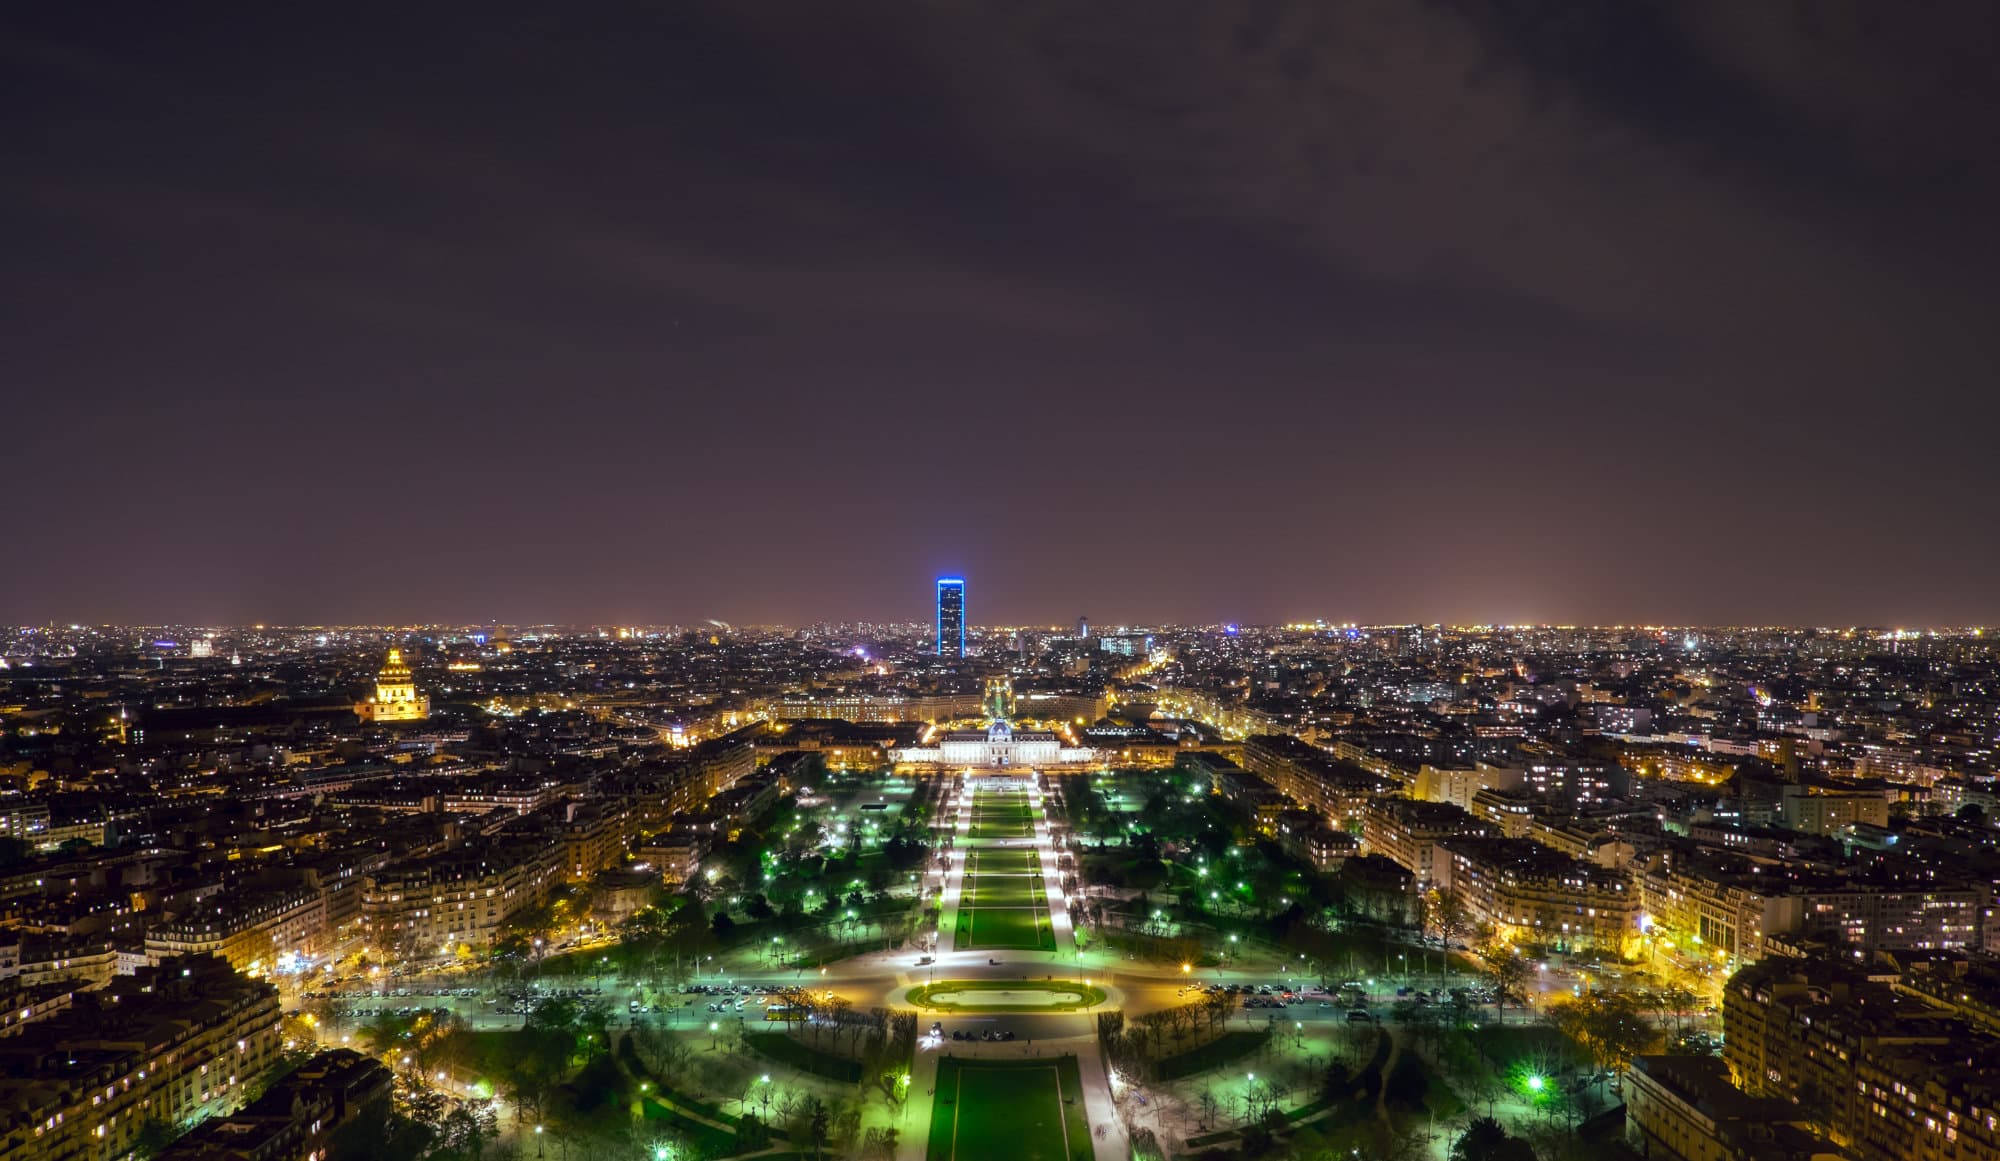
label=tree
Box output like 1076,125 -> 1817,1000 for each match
1958,802 -> 1987,826
1484,951 -> 1530,1023
1658,985 -> 1698,1040
805,1098 -> 832,1161
1428,887 -> 1470,946
1545,990 -> 1659,1080
279,1011 -> 321,1068
1320,1058 -> 1352,1102
1451,1116 -> 1538,1161
132,1118 -> 182,1160
712,910 -> 736,939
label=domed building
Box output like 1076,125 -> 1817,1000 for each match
355,647 -> 430,723
892,677 -> 1096,768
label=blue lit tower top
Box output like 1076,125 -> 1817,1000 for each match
936,577 -> 966,659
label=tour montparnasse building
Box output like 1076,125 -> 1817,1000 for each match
355,647 -> 430,722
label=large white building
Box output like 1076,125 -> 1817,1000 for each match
893,719 -> 1098,769
890,677 -> 1100,768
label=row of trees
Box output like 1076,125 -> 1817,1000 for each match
1099,998 -> 1272,1084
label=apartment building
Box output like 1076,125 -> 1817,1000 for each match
145,887 -> 329,974
0,955 -> 282,1161
1724,957 -> 2000,1161
1439,837 -> 1642,957
359,838 -> 562,958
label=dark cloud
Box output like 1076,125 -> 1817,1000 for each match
2,2 -> 1995,627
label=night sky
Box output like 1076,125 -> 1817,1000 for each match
7,3 -> 1998,628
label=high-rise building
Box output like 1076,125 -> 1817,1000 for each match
936,576 -> 965,658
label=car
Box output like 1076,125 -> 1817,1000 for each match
1345,1009 -> 1373,1023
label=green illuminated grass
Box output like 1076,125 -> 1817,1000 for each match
907,979 -> 1106,1011
928,1056 -> 1093,1161
966,849 -> 1040,876
961,872 -> 1043,907
956,904 -> 1056,950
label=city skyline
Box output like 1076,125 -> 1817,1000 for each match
4,614 -> 1999,1161
10,6 -> 2000,1160
6,618 -> 1994,634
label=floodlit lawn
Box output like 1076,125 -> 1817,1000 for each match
966,849 -> 1040,876
641,1098 -> 739,1156
907,978 -> 1107,1011
968,815 -> 1035,839
961,872 -> 1043,907
1152,1030 -> 1269,1081
968,792 -> 1037,840
928,1056 -> 1093,1161
959,905 -> 1055,950
967,823 -> 1034,839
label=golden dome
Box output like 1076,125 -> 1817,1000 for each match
378,648 -> 413,682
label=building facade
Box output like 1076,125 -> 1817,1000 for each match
353,649 -> 428,723
359,840 -> 562,958
1723,958 -> 2000,1161
145,888 -> 329,975
936,577 -> 965,659
0,955 -> 282,1161
1440,837 -> 1642,957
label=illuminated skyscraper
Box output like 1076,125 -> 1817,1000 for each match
936,576 -> 966,658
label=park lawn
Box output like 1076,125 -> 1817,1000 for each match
641,1098 -> 741,1156
448,1029 -> 517,1075
928,1056 -> 1092,1161
1469,1023 -> 1574,1070
967,849 -> 1040,876
961,873 -> 1043,907
961,905 -> 1055,951
907,979 -> 1107,1011
1152,1030 -> 1269,1081
968,824 -> 1034,840
741,1031 -> 864,1083
969,819 -> 1035,839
